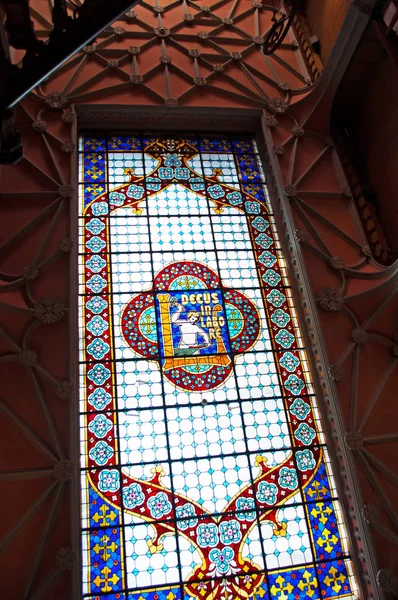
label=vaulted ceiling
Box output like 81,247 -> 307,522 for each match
0,1 -> 397,599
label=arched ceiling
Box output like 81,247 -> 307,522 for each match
0,1 -> 397,599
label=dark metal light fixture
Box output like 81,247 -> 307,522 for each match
262,0 -> 304,55
0,0 -> 139,163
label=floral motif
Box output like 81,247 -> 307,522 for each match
273,144 -> 285,156
227,191 -> 243,205
275,329 -> 295,348
123,483 -> 145,509
278,467 -> 298,490
284,374 -> 305,395
176,503 -> 198,530
258,251 -> 277,268
131,75 -> 143,86
88,387 -> 112,411
197,523 -> 219,548
208,185 -> 225,199
328,364 -> 344,381
18,349 -> 38,368
255,233 -> 273,249
295,423 -> 316,445
267,98 -> 288,114
55,380 -> 74,401
92,202 -> 109,216
85,218 -> 105,235
86,296 -> 107,315
89,440 -> 114,465
265,115 -> 278,127
296,449 -> 316,471
33,297 -> 66,324
61,141 -> 75,153
61,110 -> 76,124
289,397 -> 311,420
86,275 -> 107,294
362,503 -> 380,525
284,185 -> 297,197
87,363 -> 111,386
164,154 -> 181,167
53,459 -> 75,481
344,432 -> 363,455
317,287 -> 344,312
352,328 -> 368,345
233,140 -> 253,153
251,216 -> 269,231
175,168 -> 190,179
159,167 -> 174,179
236,497 -> 256,521
245,201 -> 260,214
22,265 -> 39,280
127,184 -> 144,199
86,236 -> 106,253
279,352 -> 300,373
58,237 -> 73,252
271,309 -> 290,328
263,269 -> 281,287
44,91 -> 69,109
109,191 -> 126,206
295,229 -> 309,243
256,481 -> 278,505
329,256 -> 345,271
55,547 -> 76,571
209,547 -> 234,575
147,492 -> 172,519
88,414 -> 113,438
292,126 -> 305,137
32,120 -> 47,132
190,177 -> 205,191
87,338 -> 110,360
98,469 -> 120,492
219,520 -> 242,544
87,315 -> 108,336
146,177 -> 161,191
266,289 -> 286,308
86,255 -> 106,274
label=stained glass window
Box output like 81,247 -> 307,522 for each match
78,133 -> 359,600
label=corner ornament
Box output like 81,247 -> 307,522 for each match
267,98 -> 289,114
376,569 -> 397,595
316,287 -> 345,312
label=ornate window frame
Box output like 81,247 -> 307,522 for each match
69,105 -> 378,600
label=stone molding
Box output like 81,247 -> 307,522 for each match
76,106 -> 262,132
